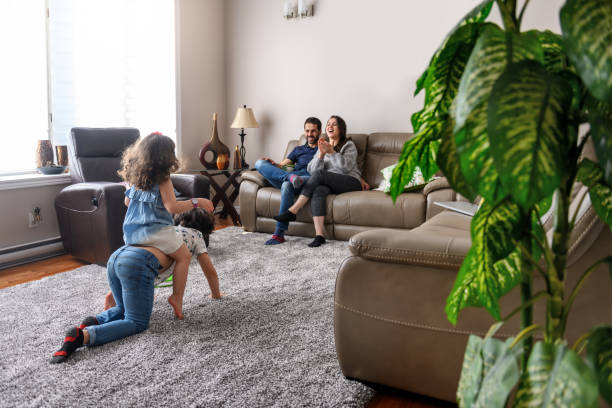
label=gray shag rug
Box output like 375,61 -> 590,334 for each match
0,227 -> 374,407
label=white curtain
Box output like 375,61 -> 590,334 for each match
0,0 -> 176,174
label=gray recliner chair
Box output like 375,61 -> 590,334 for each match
55,127 -> 210,265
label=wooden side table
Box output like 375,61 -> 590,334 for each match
198,169 -> 245,226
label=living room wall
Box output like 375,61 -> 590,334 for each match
222,0 -> 564,165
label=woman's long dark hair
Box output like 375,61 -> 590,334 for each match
118,132 -> 180,191
329,115 -> 350,152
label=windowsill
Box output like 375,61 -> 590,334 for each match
0,172 -> 72,191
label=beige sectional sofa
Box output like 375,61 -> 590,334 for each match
334,169 -> 612,402
239,132 -> 454,239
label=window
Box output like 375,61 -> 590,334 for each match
0,0 -> 176,175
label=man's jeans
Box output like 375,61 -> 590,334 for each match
87,246 -> 159,346
255,159 -> 309,231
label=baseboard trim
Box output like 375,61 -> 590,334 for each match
0,237 -> 66,270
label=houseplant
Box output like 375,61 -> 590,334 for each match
390,0 -> 612,406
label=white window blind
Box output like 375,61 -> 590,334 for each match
0,0 -> 176,175
49,0 -> 176,146
0,0 -> 49,174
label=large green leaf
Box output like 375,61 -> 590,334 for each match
436,117 -> 478,201
457,335 -> 520,408
577,159 -> 612,231
389,135 -> 439,201
589,113 -> 612,186
413,24 -> 482,134
514,342 -> 598,407
586,325 -> 612,404
453,25 -> 543,203
457,335 -> 484,407
488,60 -> 572,210
446,199 -> 525,323
474,337 -> 520,408
414,0 -> 493,97
537,30 -> 565,73
561,0 -> 612,105
446,247 -> 482,325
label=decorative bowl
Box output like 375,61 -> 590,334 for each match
37,165 -> 67,175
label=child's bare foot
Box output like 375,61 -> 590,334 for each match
104,291 -> 116,310
168,295 -> 184,320
209,292 -> 225,299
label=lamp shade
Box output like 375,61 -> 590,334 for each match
230,106 -> 259,129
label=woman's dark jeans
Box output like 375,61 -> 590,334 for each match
300,169 -> 362,216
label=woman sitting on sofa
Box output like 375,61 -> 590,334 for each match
274,115 -> 362,247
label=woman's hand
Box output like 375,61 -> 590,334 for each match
318,138 -> 334,155
360,178 -> 371,191
198,198 -> 214,213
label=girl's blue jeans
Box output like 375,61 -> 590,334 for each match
87,246 -> 160,346
255,159 -> 310,231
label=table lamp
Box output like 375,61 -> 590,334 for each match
230,105 -> 259,169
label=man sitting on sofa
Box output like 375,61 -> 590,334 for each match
254,116 -> 321,245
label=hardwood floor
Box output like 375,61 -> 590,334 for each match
0,215 -> 454,408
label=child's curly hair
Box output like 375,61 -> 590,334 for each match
118,132 -> 180,191
173,208 -> 215,236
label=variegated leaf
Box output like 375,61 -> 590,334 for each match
446,247 -> 481,325
414,0 -> 493,97
514,342 -> 598,408
474,337 -> 520,408
453,25 -> 543,203
561,0 -> 612,105
389,135 -> 439,201
413,23 -> 482,137
437,118 -> 478,201
457,335 -> 484,407
577,159 -> 612,231
446,200 -> 525,323
488,60 -> 572,210
589,112 -> 612,186
586,325 -> 612,405
537,30 -> 565,73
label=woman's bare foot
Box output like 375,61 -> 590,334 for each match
104,291 -> 116,310
168,295 -> 184,320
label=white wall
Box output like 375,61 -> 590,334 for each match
177,0 -> 226,170
223,0 -> 565,164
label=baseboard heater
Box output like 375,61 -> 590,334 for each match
0,237 -> 66,270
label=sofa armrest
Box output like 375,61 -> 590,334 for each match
240,170 -> 268,187
348,212 -> 471,269
423,177 -> 451,195
171,174 -> 210,199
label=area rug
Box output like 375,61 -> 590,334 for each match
0,227 -> 374,407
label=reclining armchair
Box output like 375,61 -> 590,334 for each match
55,127 -> 210,265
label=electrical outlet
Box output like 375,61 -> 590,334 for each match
28,207 -> 42,228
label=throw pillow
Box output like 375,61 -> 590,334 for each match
374,163 -> 431,193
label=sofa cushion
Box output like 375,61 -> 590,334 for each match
332,190 -> 426,229
362,133 -> 412,187
348,211 -> 471,269
255,187 -> 334,223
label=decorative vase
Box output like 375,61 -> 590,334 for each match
199,112 -> 230,170
216,153 -> 229,170
233,145 -> 242,169
55,145 -> 69,166
35,140 -> 54,168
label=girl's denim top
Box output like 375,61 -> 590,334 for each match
123,185 -> 173,245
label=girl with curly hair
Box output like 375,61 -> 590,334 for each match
119,132 -> 214,319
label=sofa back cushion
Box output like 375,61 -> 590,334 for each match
362,133 -> 413,187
